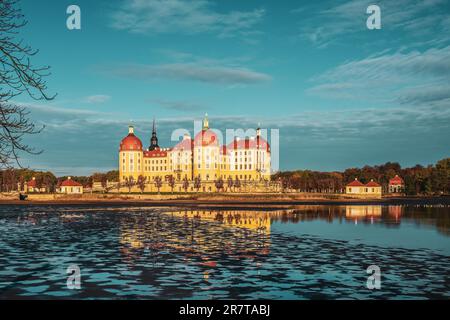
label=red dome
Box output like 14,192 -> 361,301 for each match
194,129 -> 218,147
120,133 -> 143,151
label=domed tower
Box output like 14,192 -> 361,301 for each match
119,125 -> 144,184
193,114 -> 220,182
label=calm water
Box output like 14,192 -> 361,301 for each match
0,204 -> 449,299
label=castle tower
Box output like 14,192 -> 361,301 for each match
119,124 -> 144,183
202,113 -> 209,130
149,118 -> 159,151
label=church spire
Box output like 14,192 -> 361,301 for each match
149,117 -> 159,151
202,113 -> 209,130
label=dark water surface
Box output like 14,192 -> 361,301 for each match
0,204 -> 449,299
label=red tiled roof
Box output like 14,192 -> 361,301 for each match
366,180 -> 381,187
194,129 -> 219,147
389,175 -> 404,185
27,178 -> 37,187
144,148 -> 168,158
60,178 -> 82,187
120,133 -> 143,151
172,138 -> 193,151
227,136 -> 270,152
347,179 -> 364,187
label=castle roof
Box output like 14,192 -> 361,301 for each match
120,133 -> 143,151
194,129 -> 218,147
144,148 -> 169,158
173,137 -> 193,151
227,136 -> 270,152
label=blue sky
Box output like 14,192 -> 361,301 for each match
14,0 -> 450,175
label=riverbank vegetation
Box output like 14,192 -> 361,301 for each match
0,158 -> 448,196
272,158 -> 449,195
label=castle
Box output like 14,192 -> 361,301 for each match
118,115 -> 272,192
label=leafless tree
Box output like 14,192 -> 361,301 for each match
137,175 -> 147,193
154,176 -> 162,194
167,175 -> 175,193
0,0 -> 55,168
124,176 -> 135,193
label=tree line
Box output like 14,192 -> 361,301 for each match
271,158 -> 449,195
1,158 -> 448,195
0,169 -> 119,192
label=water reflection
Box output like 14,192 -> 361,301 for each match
0,205 -> 449,299
119,210 -> 275,269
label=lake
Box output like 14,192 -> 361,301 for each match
0,204 -> 449,299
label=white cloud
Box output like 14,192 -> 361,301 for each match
17,100 -> 450,174
107,63 -> 272,85
149,99 -> 207,112
85,95 -> 111,104
307,45 -> 450,106
293,0 -> 449,48
110,0 -> 265,39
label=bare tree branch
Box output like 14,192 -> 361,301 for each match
0,0 -> 55,169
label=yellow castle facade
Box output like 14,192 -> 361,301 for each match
118,115 -> 272,193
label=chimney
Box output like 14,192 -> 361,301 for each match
68,176 -> 72,180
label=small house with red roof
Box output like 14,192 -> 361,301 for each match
345,178 -> 382,198
389,175 -> 405,193
57,177 -> 83,194
18,177 -> 48,193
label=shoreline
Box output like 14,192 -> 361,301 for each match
0,196 -> 448,208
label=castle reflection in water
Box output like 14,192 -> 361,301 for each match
118,204 -> 449,267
